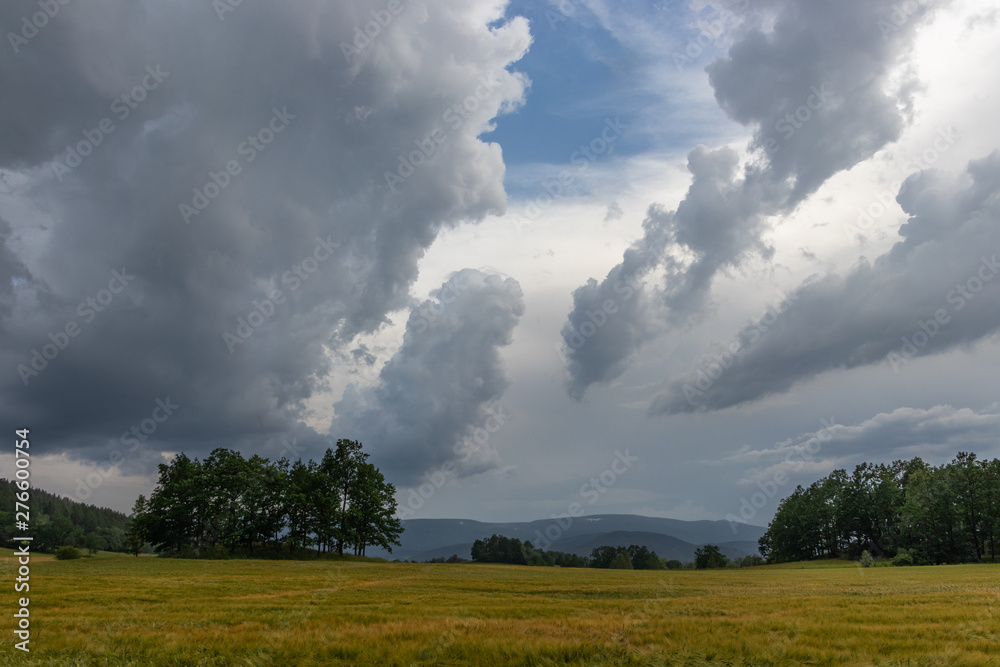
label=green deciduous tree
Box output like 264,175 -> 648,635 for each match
131,440 -> 401,558
694,544 -> 728,569
761,453 -> 1000,565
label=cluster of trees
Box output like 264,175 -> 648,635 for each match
469,534 -> 765,570
760,453 -> 1000,565
470,534 -> 588,567
589,544 -> 664,570
694,544 -> 727,569
0,479 -> 128,553
128,440 -> 402,558
427,554 -> 469,564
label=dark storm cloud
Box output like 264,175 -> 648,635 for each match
561,0 -> 943,400
651,151 -> 1000,415
0,1 -> 531,466
334,269 -> 525,484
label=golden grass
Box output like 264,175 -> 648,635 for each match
1,555 -> 998,665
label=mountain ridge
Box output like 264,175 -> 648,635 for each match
367,514 -> 766,562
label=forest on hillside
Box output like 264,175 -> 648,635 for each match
760,453 -> 1000,565
0,478 -> 129,553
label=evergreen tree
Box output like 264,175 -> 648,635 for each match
124,495 -> 149,556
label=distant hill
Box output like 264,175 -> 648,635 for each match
367,514 -> 765,562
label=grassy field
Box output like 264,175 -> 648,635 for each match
2,552 -> 999,666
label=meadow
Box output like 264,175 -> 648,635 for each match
2,549 -> 999,666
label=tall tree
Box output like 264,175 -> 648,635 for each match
124,495 -> 149,557
952,452 -> 985,560
347,462 -> 402,556
144,453 -> 203,554
332,439 -> 367,555
980,458 -> 1000,561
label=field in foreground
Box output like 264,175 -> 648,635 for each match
2,555 -> 999,666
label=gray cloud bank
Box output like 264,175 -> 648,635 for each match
334,269 -> 525,485
0,0 -> 530,471
652,150 -> 1000,414
562,0 -> 945,399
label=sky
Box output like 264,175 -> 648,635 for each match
2,0 -> 1000,528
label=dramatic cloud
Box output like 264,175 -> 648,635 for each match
3,0 -> 997,526
0,1 -> 530,467
561,0 -> 943,399
334,269 -> 525,484
651,150 -> 1000,414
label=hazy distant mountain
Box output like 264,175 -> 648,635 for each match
367,514 -> 765,562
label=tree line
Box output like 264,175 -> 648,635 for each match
468,534 -> 764,569
0,479 -> 128,554
759,452 -> 1000,565
127,439 -> 402,558
471,534 -> 589,567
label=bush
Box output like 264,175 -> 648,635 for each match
55,546 -> 82,560
892,550 -> 914,566
665,560 -> 683,570
860,550 -> 875,568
